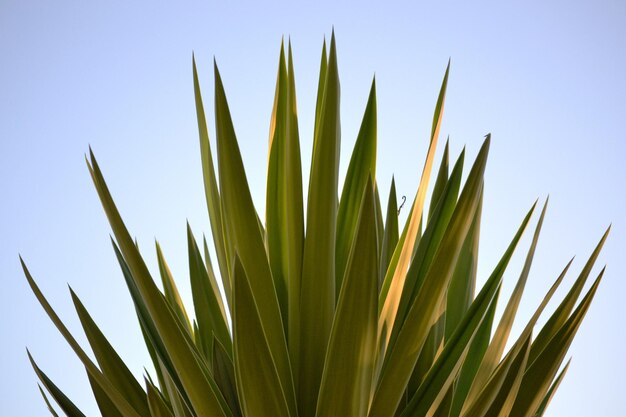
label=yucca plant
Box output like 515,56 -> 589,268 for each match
22,33 -> 609,417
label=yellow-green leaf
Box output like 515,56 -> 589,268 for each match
298,32 -> 341,417
232,255 -> 292,417
316,178 -> 378,417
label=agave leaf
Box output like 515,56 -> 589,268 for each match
29,352 -> 86,417
146,380 -> 175,417
299,32 -> 341,417
213,60 -> 295,411
379,178 -> 399,290
509,268 -> 604,417
156,242 -> 193,334
448,286 -> 501,417
266,41 -> 306,365
459,252 -> 573,417
445,179 -> 482,340
113,240 -> 194,413
528,227 -> 610,364
87,153 -> 231,417
22,261 -> 142,417
389,149 -> 466,393
187,223 -> 231,361
388,148 -> 465,363
369,136 -> 488,417
232,255 -> 293,417
374,182 -> 385,258
193,56 -> 231,302
448,201 -> 543,417
461,333 -> 532,417
377,61 -> 450,360
285,42 -> 305,376
88,373 -> 124,417
336,78 -> 377,294
400,246 -> 503,417
313,38 -> 328,143
38,384 -> 60,417
463,198 -> 547,404
428,138 -> 450,219
70,289 -> 150,416
266,41 -> 290,325
482,337 -> 532,417
533,360 -> 570,417
316,178 -> 378,417
213,336 -> 242,417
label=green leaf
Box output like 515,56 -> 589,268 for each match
510,268 -> 605,417
429,138 -> 450,220
156,242 -> 192,334
463,198 -> 547,404
445,181 -> 482,340
388,148 -> 465,363
528,226 -> 610,364
70,289 -> 150,416
369,136 -> 488,417
193,56 -> 231,303
285,43 -> 306,377
146,380 -> 175,417
87,153 -> 231,417
38,384 -> 60,417
316,178 -> 378,417
313,38 -> 328,143
28,352 -> 86,417
533,360 -> 570,417
298,32 -> 341,417
377,61 -> 450,364
88,373 -> 124,417
336,77 -> 377,294
213,59 -> 295,413
213,337 -> 242,417
400,243 -> 503,417
461,333 -> 532,417
187,223 -> 231,361
23,260 -> 142,417
266,42 -> 306,368
266,41 -> 290,326
232,255 -> 292,417
379,178 -> 399,291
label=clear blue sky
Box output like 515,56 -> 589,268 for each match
1,0 -> 624,415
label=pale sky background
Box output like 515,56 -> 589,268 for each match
1,1 -> 625,415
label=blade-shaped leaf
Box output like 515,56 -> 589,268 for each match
377,61 -> 450,361
213,60 -> 295,412
400,246 -> 503,417
29,352 -> 86,417
379,177 -> 399,291
156,242 -> 192,334
510,268 -> 604,417
146,380 -> 175,417
316,178 -> 378,417
533,360 -> 570,417
336,78 -> 377,293
23,260 -> 142,417
87,153 -> 231,417
187,223 -> 231,360
463,198 -> 547,404
70,289 -> 150,416
299,32 -> 341,417
213,336 -> 242,417
369,136 -> 489,417
528,227 -> 610,364
193,56 -> 231,303
38,384 -> 60,417
232,255 -> 292,417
